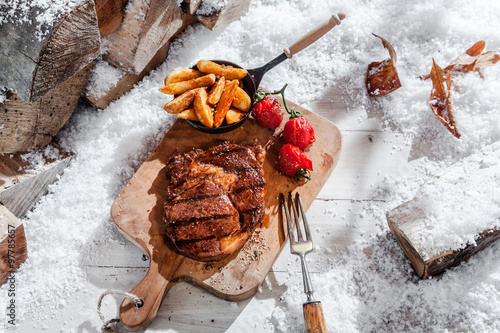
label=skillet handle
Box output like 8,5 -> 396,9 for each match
119,261 -> 173,331
284,13 -> 346,59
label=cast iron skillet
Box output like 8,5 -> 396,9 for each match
186,12 -> 346,134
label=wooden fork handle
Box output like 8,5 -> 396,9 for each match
284,13 -> 346,59
303,301 -> 328,333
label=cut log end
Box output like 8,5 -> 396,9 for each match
0,62 -> 95,153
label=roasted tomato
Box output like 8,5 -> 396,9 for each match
283,116 -> 315,149
279,143 -> 313,181
252,95 -> 283,129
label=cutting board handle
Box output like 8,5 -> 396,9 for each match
284,13 -> 346,59
119,263 -> 171,331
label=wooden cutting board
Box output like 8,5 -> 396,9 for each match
111,97 -> 342,331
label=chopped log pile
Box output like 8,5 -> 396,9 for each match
1,0 -> 249,153
0,0 -> 100,153
0,149 -> 73,283
84,0 -> 250,109
0,0 -> 250,285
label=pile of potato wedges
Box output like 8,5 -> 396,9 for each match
159,60 -> 252,128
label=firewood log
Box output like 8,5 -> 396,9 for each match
0,148 -> 73,218
0,0 -> 100,102
95,0 -> 128,36
103,0 -> 183,74
387,145 -> 500,279
0,63 -> 95,153
186,0 -> 202,14
197,0 -> 250,30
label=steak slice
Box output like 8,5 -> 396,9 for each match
165,180 -> 240,240
164,142 -> 266,261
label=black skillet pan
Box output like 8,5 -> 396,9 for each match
186,12 -> 346,133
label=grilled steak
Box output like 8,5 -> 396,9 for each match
164,142 -> 266,261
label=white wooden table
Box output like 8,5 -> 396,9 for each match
18,90 -> 412,332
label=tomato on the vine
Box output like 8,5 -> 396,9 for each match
252,95 -> 283,129
283,116 -> 315,150
279,143 -> 313,181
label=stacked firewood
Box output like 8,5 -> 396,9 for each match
0,0 -> 250,284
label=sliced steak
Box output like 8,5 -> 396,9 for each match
165,180 -> 240,241
164,142 -> 266,261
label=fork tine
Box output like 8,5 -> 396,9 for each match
296,193 -> 311,241
280,193 -> 295,243
289,192 -> 305,242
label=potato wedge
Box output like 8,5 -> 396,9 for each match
162,88 -> 199,114
214,80 -> 239,127
159,74 -> 216,95
197,60 -> 248,80
164,68 -> 204,86
177,108 -> 198,121
207,77 -> 226,105
225,108 -> 246,124
194,89 -> 214,127
231,87 -> 251,112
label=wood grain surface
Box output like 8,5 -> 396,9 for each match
111,98 -> 342,331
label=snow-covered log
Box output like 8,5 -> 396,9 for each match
103,0 -> 183,75
197,0 -> 250,30
0,147 -> 74,218
0,0 -> 100,102
387,144 -> 500,279
0,0 -> 100,153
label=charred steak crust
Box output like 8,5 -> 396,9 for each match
164,142 -> 266,261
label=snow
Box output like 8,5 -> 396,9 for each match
404,142 -> 500,258
1,0 -> 500,332
86,59 -> 125,99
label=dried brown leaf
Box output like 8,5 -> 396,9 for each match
428,59 -> 460,138
366,34 -> 402,97
421,41 -> 499,80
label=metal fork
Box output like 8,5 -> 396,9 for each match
281,192 -> 327,333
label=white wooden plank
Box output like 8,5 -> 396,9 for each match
311,91 -> 383,132
82,237 -> 149,268
317,130 -> 413,201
